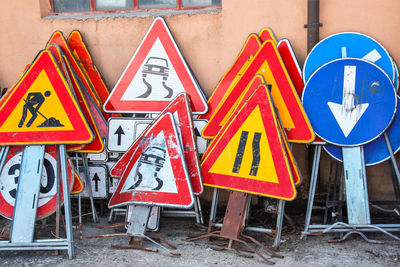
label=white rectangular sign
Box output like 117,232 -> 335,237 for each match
107,117 -> 208,154
79,165 -> 108,198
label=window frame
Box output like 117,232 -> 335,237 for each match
50,0 -> 222,15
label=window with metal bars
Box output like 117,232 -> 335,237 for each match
51,0 -> 221,14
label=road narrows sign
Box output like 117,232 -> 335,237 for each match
199,34 -> 262,121
0,146 -> 74,220
202,83 -> 296,200
0,50 -> 93,145
201,40 -> 314,143
103,17 -> 207,114
109,112 -> 194,208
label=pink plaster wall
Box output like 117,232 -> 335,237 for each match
0,0 -> 399,201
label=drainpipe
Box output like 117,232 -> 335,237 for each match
305,0 -> 322,52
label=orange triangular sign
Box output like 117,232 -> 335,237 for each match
104,17 -> 207,114
0,50 -> 93,145
202,83 -> 297,200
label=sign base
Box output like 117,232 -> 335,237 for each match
185,191 -> 283,264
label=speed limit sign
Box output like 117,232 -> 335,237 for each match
0,146 -> 74,220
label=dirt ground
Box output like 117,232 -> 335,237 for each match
0,208 -> 399,267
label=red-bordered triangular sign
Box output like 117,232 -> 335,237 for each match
109,112 -> 194,208
201,83 -> 297,200
202,74 -> 302,186
0,50 -> 93,145
103,17 -> 208,114
202,40 -> 314,143
199,34 -> 262,121
109,93 -> 203,194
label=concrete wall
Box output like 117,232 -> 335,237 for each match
0,0 -> 399,202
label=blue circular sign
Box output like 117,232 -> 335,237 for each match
324,97 -> 400,166
303,32 -> 395,84
302,58 -> 396,147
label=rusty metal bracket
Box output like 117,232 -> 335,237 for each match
304,22 -> 323,28
185,191 -> 283,264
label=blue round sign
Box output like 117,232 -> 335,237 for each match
302,58 -> 396,147
303,32 -> 395,84
324,97 -> 400,166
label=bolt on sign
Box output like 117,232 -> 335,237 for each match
202,83 -> 297,200
0,50 -> 93,145
0,146 -> 74,220
109,112 -> 194,208
202,40 -> 314,143
109,93 -> 203,195
103,17 -> 208,114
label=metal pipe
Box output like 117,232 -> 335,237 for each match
305,0 -> 321,52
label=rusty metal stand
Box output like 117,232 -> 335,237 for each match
86,205 -> 180,256
209,188 -> 286,249
186,191 -> 283,264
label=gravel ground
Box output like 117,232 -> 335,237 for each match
0,214 -> 398,267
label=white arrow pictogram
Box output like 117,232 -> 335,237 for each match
327,65 -> 369,137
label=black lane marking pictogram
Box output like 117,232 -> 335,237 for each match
232,131 -> 249,174
232,131 -> 262,176
18,91 -> 64,128
249,132 -> 261,176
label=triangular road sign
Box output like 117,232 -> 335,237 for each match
67,30 -> 110,106
201,83 -> 297,200
199,34 -> 262,121
259,27 -> 278,45
201,40 -> 314,143
109,112 -> 194,208
103,17 -> 208,114
0,50 -> 93,145
109,93 -> 203,194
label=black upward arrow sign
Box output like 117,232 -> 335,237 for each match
92,173 -> 100,192
114,126 -> 125,146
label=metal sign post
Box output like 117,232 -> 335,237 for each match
0,145 -> 75,259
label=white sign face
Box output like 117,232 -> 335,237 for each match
121,131 -> 178,194
87,150 -> 108,162
107,118 -> 136,152
134,120 -> 152,139
79,165 -> 108,198
0,151 -> 58,208
121,38 -> 186,101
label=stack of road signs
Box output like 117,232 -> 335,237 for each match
103,17 -> 207,231
0,48 -> 97,258
201,31 -> 315,200
109,93 -> 198,208
301,32 -> 400,239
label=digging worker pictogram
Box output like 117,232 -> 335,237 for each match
18,91 -> 64,128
